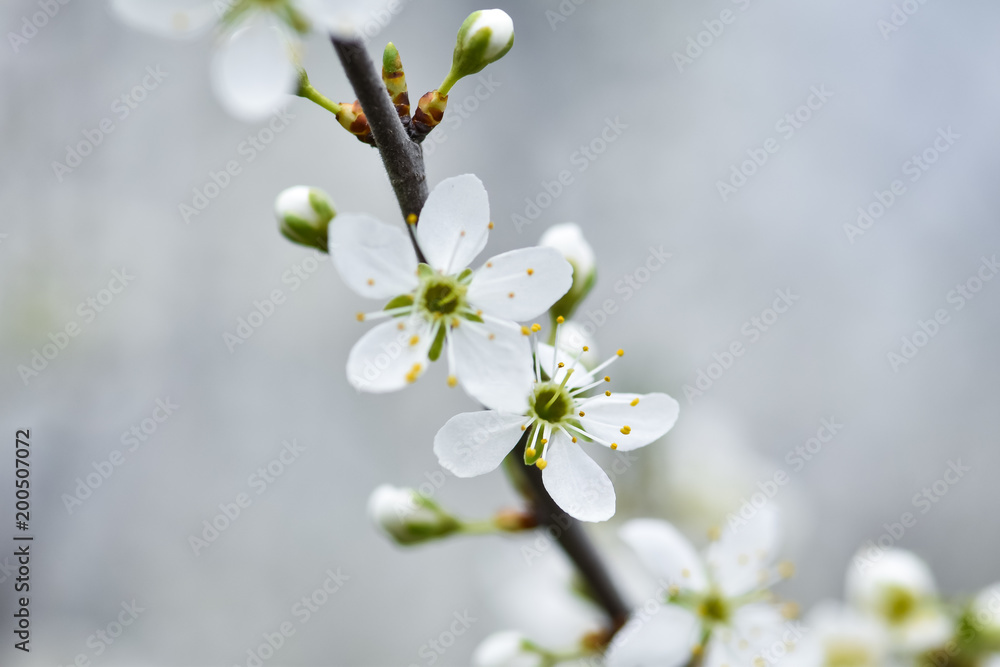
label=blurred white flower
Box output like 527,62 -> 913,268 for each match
971,582 -> 1000,639
434,324 -> 679,522
789,602 -> 891,667
607,508 -> 793,666
472,631 -> 542,667
367,484 -> 458,545
539,222 -> 596,321
330,174 -> 572,412
846,547 -> 952,653
109,0 -> 379,120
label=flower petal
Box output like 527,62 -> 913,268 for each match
434,411 -> 528,478
467,247 -> 573,322
729,603 -> 788,654
345,318 -> 433,393
110,0 -> 217,38
210,17 -> 298,122
450,320 -> 533,413
577,392 -> 679,451
415,175 -> 490,274
329,213 -> 419,299
536,343 -> 594,386
605,605 -> 699,667
619,519 -> 708,594
705,505 -> 781,597
541,432 -> 614,522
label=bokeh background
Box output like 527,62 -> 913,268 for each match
2,0 -> 1000,664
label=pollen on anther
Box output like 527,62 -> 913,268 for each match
397,322 -> 405,330
520,425 -> 527,431
476,309 -> 483,316
508,292 -> 515,298
630,398 -> 640,407
535,459 -> 547,470
525,447 -> 536,457
556,316 -> 565,324
408,335 -> 420,346
488,334 -> 496,340
620,425 -> 631,435
406,213 -> 418,225
521,326 -> 531,336
611,443 -> 618,450
366,278 -> 375,286
488,221 -> 494,229
526,268 -> 534,276
447,375 -> 457,388
558,362 -> 566,368
571,437 -> 577,443
604,375 -> 611,382
486,262 -> 493,268
578,411 -> 585,417
459,230 -> 466,237
531,323 -> 541,333
540,439 -> 548,445
451,318 -> 460,328
356,312 -> 365,322
616,349 -> 624,357
605,390 -> 611,396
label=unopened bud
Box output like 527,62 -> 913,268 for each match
368,485 -> 459,546
441,9 -> 514,94
382,42 -> 410,124
275,186 -> 335,251
540,223 -> 596,321
411,90 -> 448,141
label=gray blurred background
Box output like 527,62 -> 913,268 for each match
2,0 -> 999,664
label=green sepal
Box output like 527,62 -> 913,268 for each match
456,267 -> 474,283
427,324 -> 447,362
384,294 -> 414,313
417,263 -> 435,279
280,214 -> 328,253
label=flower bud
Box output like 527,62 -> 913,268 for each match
367,484 -> 459,545
540,223 -> 596,321
441,9 -> 514,94
472,631 -> 542,667
275,186 -> 335,252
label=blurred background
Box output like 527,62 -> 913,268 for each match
2,0 -> 999,664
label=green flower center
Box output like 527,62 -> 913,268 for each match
696,592 -> 730,624
825,642 -> 875,667
881,585 -> 917,624
419,276 -> 466,318
530,383 -> 574,424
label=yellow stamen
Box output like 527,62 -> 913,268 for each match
605,390 -> 611,396
610,443 -> 618,450
620,425 -> 631,435
616,349 -> 624,357
571,437 -> 577,443
356,312 -> 365,322
582,346 -> 589,351
778,561 -> 796,578
540,438 -> 547,445
604,375 -> 610,382
521,326 -> 531,336
447,375 -> 457,387
531,323 -> 541,332
367,278 -> 375,286
558,362 -> 565,368
535,459 -> 547,470
556,316 -> 565,324
508,292 -> 515,298
488,334 -> 495,340
406,213 -> 417,225
409,335 -> 420,346
526,268 -> 534,276
578,411 -> 585,417
397,322 -> 405,330
525,447 -> 536,457
404,363 -> 422,383
488,221 -> 494,229
630,398 -> 640,406
486,262 -> 493,268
